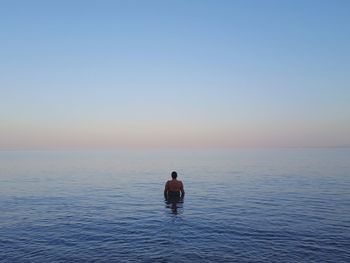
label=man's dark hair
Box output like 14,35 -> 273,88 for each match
171,171 -> 177,179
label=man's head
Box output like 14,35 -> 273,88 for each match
171,171 -> 177,179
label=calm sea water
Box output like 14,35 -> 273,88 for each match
0,149 -> 349,262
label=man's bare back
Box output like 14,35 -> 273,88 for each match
164,171 -> 185,199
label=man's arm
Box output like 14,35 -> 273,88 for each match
180,181 -> 185,198
164,181 -> 169,199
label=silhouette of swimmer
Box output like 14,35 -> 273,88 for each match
164,171 -> 185,201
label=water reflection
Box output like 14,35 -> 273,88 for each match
164,197 -> 184,215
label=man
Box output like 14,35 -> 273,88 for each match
164,171 -> 185,200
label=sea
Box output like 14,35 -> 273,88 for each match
0,149 -> 349,262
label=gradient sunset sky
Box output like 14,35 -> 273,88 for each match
1,0 -> 349,149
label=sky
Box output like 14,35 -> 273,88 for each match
1,0 -> 349,149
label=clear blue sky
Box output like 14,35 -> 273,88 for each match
1,0 -> 349,149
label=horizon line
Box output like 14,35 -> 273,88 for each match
1,146 -> 349,151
